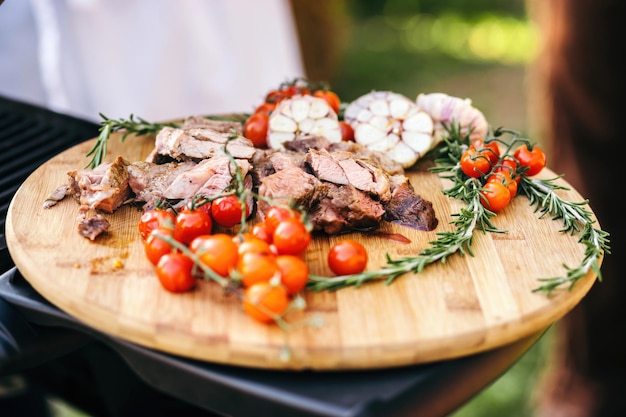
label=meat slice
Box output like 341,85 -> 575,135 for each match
283,135 -> 332,153
330,151 -> 392,202
383,175 -> 438,231
128,156 -> 251,209
77,212 -> 110,241
304,149 -> 349,185
182,115 -> 243,134
330,141 -> 405,176
153,126 -> 256,161
68,155 -> 131,213
127,160 -> 197,210
257,167 -> 328,212
309,183 -> 385,235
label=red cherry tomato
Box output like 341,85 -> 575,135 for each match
493,156 -> 521,184
460,147 -> 492,178
243,282 -> 289,324
487,171 -> 518,198
173,207 -> 213,245
339,121 -> 355,142
328,239 -> 368,276
480,181 -> 511,212
471,138 -> 500,165
514,144 -> 546,176
138,208 -> 175,240
211,195 -> 248,228
276,255 -> 309,295
144,227 -> 174,265
238,252 -> 278,288
313,90 -> 341,114
244,112 -> 269,148
272,217 -> 311,256
254,102 -> 276,116
155,252 -> 196,293
190,233 -> 239,277
264,206 -> 299,236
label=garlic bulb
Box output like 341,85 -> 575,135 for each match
267,94 -> 342,150
344,91 -> 435,168
416,92 -> 488,144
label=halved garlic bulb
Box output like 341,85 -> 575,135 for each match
267,94 -> 342,150
416,92 -> 488,144
344,91 -> 435,168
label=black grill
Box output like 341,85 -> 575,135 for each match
0,96 -> 100,272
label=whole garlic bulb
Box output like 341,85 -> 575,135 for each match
344,91 -> 435,168
416,93 -> 488,144
267,94 -> 342,150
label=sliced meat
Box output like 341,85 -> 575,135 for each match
153,126 -> 256,161
127,160 -> 197,210
331,150 -> 391,202
43,184 -> 70,209
330,141 -> 405,176
257,166 -> 328,212
283,135 -> 332,153
193,158 -> 252,199
304,148 -> 349,185
383,175 -> 438,231
77,212 -> 110,241
309,183 -> 385,235
182,116 -> 244,134
68,155 -> 131,213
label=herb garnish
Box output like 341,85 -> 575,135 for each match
307,125 -> 610,296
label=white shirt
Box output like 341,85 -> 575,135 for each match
0,0 -> 305,122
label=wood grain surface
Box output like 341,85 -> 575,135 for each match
5,132 -> 600,370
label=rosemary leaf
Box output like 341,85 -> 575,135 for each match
85,113 -> 180,169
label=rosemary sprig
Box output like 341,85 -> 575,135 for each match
307,181 -> 500,291
307,125 -> 610,296
518,175 -> 610,295
85,113 -> 180,169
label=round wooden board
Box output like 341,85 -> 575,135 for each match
6,132 -> 599,371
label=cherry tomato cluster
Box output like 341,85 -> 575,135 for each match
460,139 -> 546,212
243,78 -> 354,147
138,200 -> 371,325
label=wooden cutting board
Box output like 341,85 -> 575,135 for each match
5,131 -> 600,370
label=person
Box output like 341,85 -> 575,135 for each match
0,0 -> 305,122
528,0 -> 626,415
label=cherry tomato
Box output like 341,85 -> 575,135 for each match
487,171 -> 518,198
190,234 -> 239,277
235,233 -> 274,256
237,252 -> 278,288
144,227 -> 174,265
313,90 -> 341,114
339,121 -> 355,142
138,208 -> 175,240
264,206 -> 299,236
211,195 -> 248,228
243,282 -> 289,324
514,144 -> 546,176
276,255 -> 309,295
173,207 -> 213,245
244,112 -> 269,148
460,147 -> 492,178
254,102 -> 276,116
155,252 -> 195,293
471,138 -> 500,165
480,181 -> 511,212
265,89 -> 289,104
272,217 -> 311,256
251,221 -> 273,244
493,156 -> 521,184
328,239 -> 368,276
